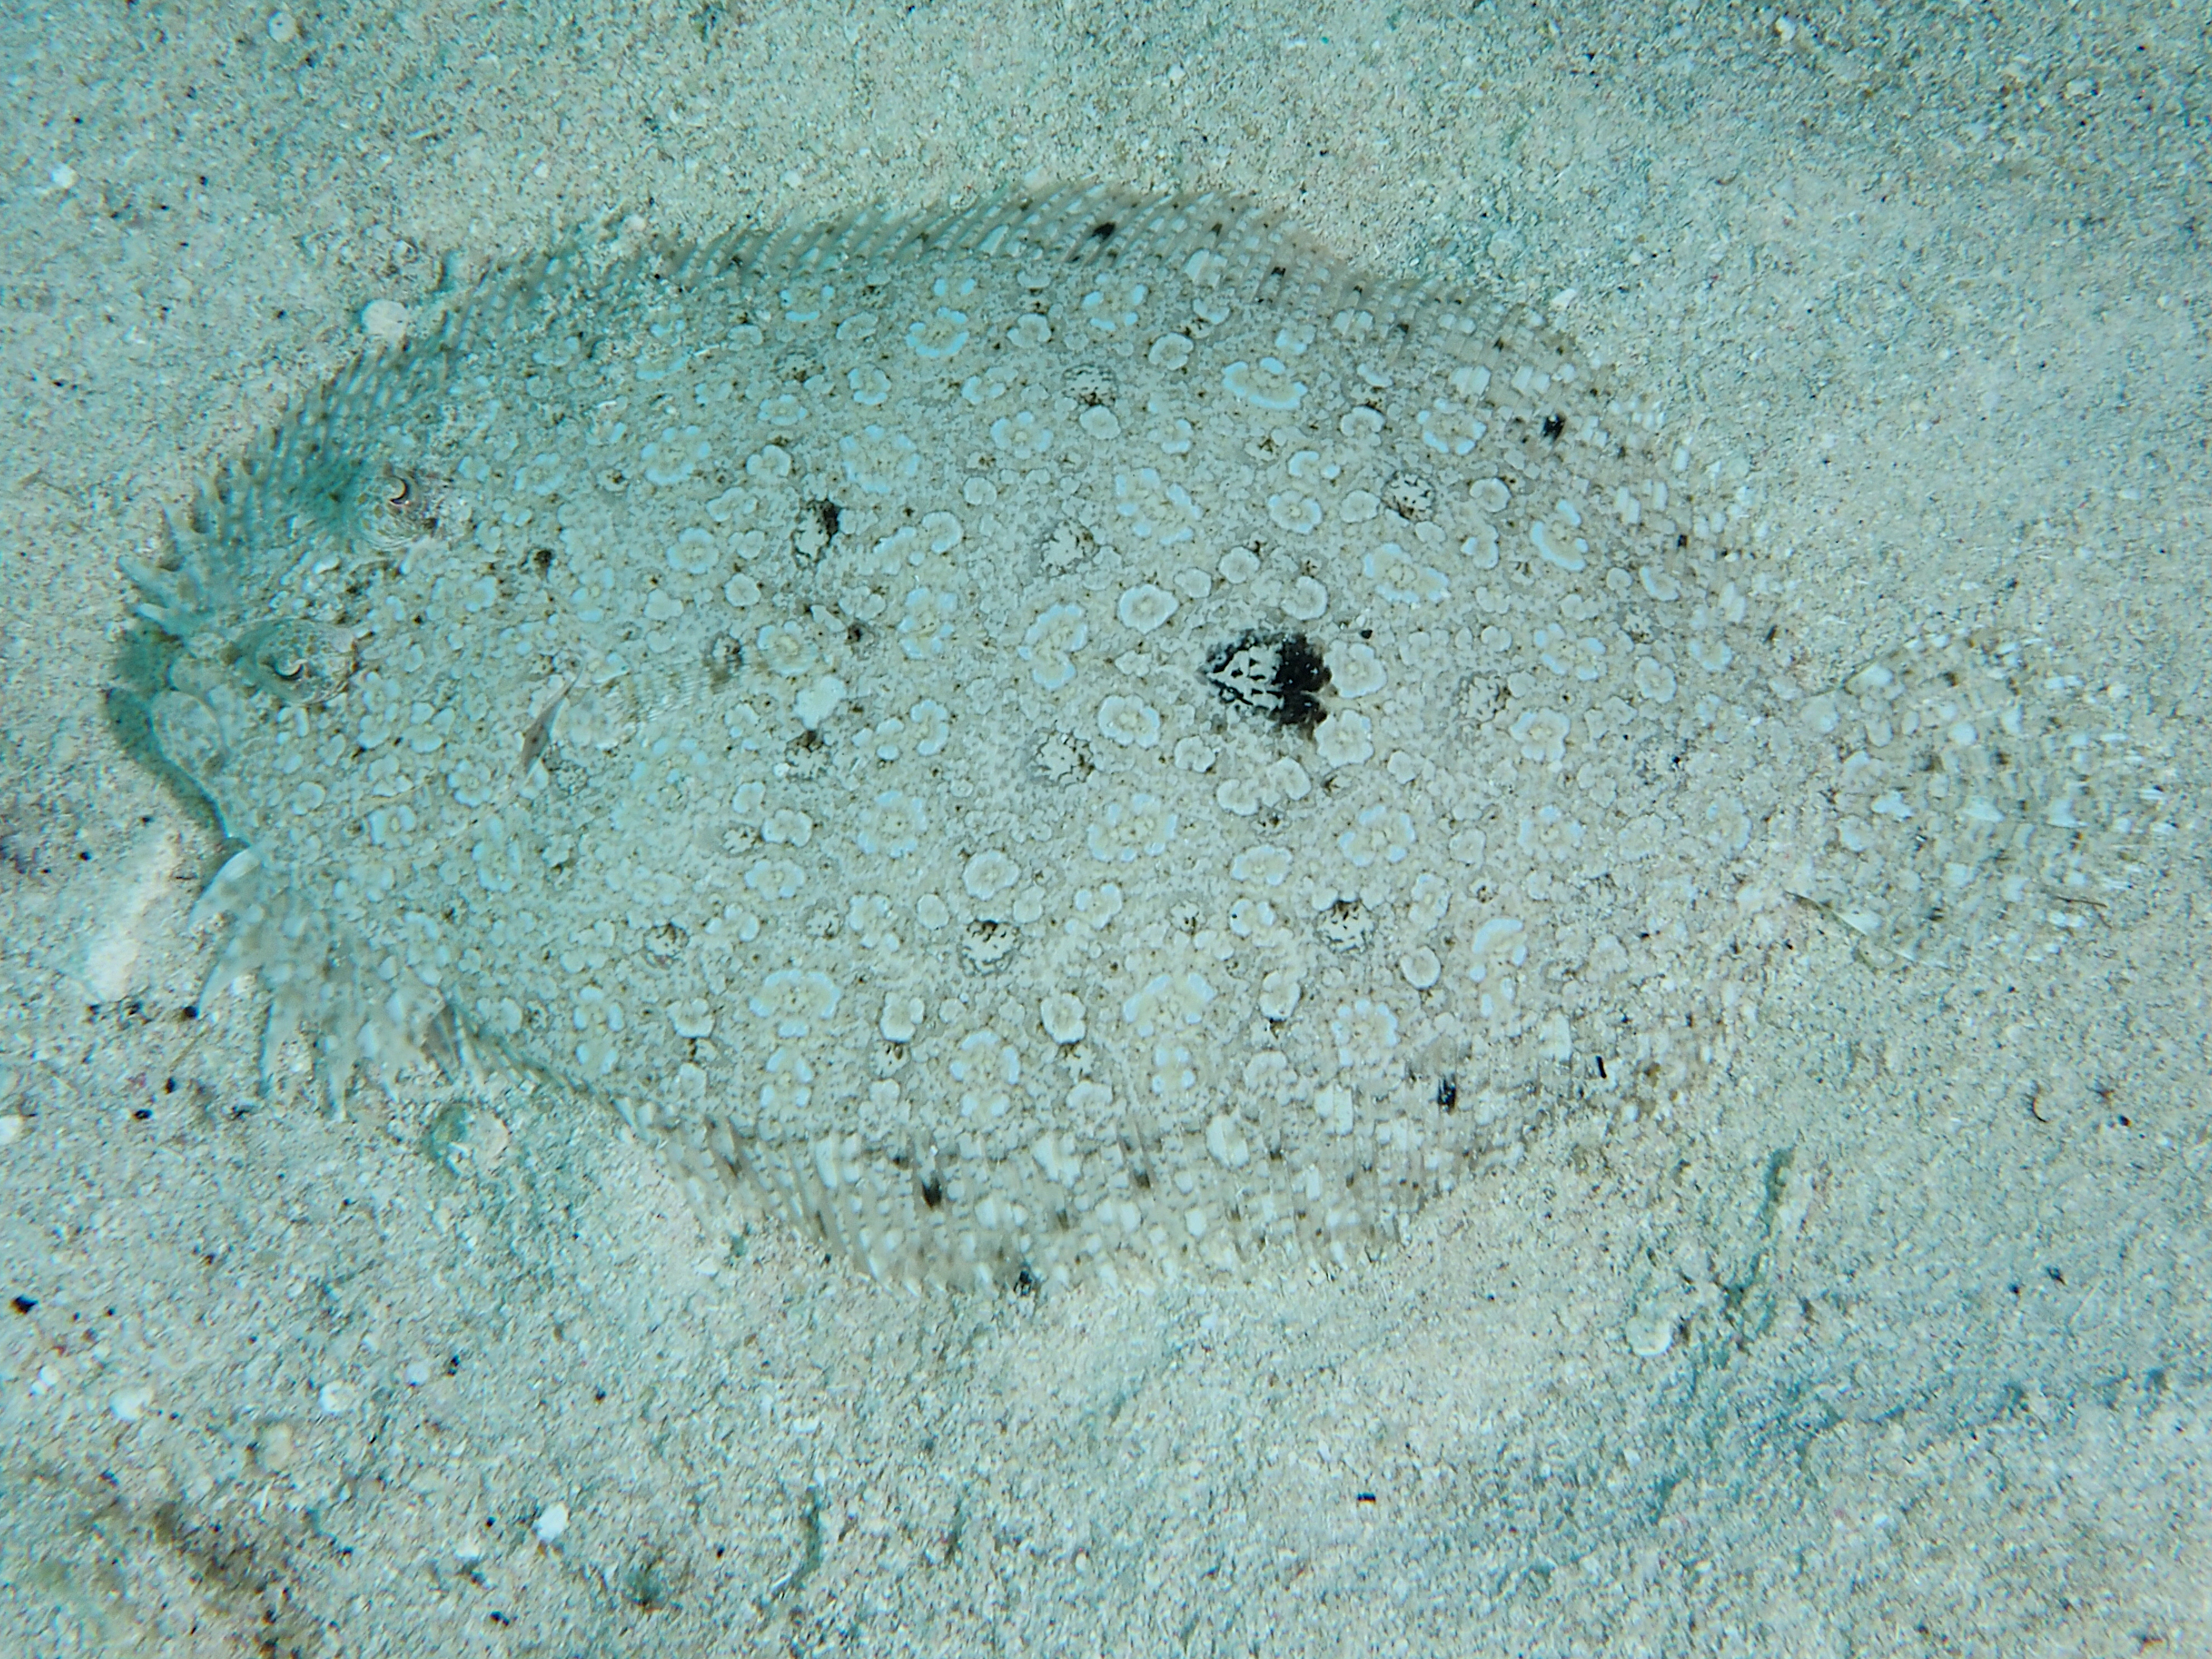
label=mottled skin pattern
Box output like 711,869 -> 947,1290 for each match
123,187 -> 2176,1288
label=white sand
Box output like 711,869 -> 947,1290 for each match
1,2 -> 2204,1652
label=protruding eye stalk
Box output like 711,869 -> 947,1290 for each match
237,618 -> 357,705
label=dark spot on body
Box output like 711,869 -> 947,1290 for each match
1205,631 -> 1331,734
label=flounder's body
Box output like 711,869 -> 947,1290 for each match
125,186 -> 2174,1288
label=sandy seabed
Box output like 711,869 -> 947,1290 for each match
1,3 -> 2205,1653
